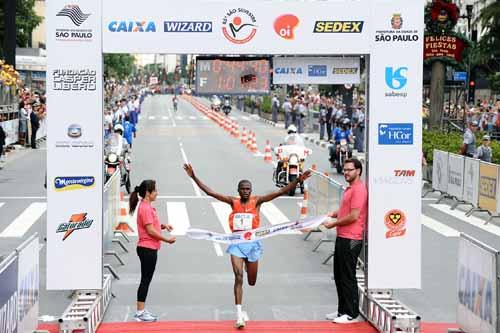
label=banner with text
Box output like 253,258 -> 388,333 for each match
448,153 -> 465,201
478,162 -> 498,213
463,157 -> 480,207
432,150 -> 449,193
46,0 -> 103,290
457,234 -> 497,333
272,57 -> 360,85
368,0 -> 424,288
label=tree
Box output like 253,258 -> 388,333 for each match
474,1 -> 500,74
0,0 -> 43,55
103,54 -> 136,80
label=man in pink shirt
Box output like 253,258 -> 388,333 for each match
322,158 -> 367,324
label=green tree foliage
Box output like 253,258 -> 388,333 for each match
103,54 -> 136,80
490,72 -> 500,94
0,0 -> 43,54
423,129 -> 500,165
474,1 -> 500,72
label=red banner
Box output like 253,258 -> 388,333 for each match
424,35 -> 466,62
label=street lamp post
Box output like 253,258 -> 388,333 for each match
460,3 -> 474,130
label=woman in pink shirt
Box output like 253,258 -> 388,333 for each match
129,180 -> 176,322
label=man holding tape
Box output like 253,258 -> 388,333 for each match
322,158 -> 367,324
183,163 -> 311,328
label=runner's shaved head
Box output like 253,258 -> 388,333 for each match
238,180 -> 252,189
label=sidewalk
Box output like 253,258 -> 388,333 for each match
0,137 -> 46,169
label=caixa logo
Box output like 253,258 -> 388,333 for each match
378,123 -> 413,145
108,21 -> 156,32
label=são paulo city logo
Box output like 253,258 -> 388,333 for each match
375,13 -> 419,43
55,4 -> 93,41
222,8 -> 257,44
54,176 -> 95,192
56,213 -> 94,241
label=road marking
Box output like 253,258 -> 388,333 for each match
211,202 -> 232,234
179,143 -> 202,197
167,202 -> 190,236
421,215 -> 460,237
0,202 -> 47,237
242,116 -> 250,121
202,116 -> 209,120
148,116 -> 156,120
261,202 -> 300,234
162,116 -> 169,120
189,116 -> 196,120
167,106 -> 177,127
430,204 -> 500,237
177,116 -> 184,120
0,203 -> 4,209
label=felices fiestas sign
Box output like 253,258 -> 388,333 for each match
424,35 -> 466,62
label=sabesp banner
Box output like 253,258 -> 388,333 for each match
272,57 -> 360,85
102,0 -> 370,54
46,0 -> 103,290
368,0 -> 424,289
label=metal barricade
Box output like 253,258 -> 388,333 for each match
303,170 -> 345,262
103,170 -> 125,278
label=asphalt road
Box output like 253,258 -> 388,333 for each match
1,94 -> 500,324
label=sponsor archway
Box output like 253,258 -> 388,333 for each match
46,0 -> 424,290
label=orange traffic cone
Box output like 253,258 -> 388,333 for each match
251,132 -> 258,153
264,140 -> 273,163
115,192 -> 135,234
247,131 -> 254,151
241,128 -> 248,145
234,123 -> 240,139
300,185 -> 309,219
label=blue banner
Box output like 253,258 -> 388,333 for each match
0,257 -> 19,333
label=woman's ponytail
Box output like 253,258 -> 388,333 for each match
129,180 -> 156,215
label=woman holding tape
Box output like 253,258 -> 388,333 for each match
184,163 -> 311,328
129,180 -> 176,322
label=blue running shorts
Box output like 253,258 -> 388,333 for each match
226,240 -> 263,262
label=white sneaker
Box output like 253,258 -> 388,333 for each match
325,311 -> 341,320
242,311 -> 249,321
134,311 -> 157,322
333,314 -> 365,324
235,316 -> 246,329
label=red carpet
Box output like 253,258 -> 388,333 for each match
38,321 -> 458,333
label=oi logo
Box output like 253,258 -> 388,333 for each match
385,67 -> 408,90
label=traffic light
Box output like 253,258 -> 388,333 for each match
468,80 -> 475,103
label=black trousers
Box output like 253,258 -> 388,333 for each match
334,236 -> 363,318
31,127 -> 38,148
137,246 -> 158,302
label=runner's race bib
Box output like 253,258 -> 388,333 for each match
233,213 -> 254,231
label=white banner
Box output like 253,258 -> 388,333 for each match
457,235 -> 497,333
432,150 -> 449,193
1,119 -> 19,146
102,1 -> 370,54
448,153 -> 465,201
272,57 -> 360,85
463,157 -> 480,207
47,0 -> 103,290
367,0 -> 424,289
17,237 -> 39,333
187,215 -> 328,244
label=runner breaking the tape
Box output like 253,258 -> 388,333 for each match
183,163 -> 311,329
